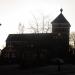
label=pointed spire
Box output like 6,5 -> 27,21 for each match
60,8 -> 63,13
51,8 -> 70,25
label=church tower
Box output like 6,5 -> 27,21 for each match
51,9 -> 71,57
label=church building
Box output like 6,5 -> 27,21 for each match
1,9 -> 71,65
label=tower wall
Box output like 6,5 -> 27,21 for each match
52,23 -> 70,57
51,9 -> 71,57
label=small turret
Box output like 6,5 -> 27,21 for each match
51,9 -> 71,57
51,8 -> 70,34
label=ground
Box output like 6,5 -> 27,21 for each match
0,64 -> 75,75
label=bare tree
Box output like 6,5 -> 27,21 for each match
70,32 -> 75,47
30,15 -> 39,33
18,23 -> 25,34
30,15 -> 52,33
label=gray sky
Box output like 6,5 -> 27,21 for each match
0,0 -> 75,49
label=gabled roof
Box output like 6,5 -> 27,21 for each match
6,33 -> 58,42
6,33 -> 59,48
51,9 -> 70,24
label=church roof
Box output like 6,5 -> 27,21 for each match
6,33 -> 58,48
51,9 -> 70,24
6,33 -> 57,42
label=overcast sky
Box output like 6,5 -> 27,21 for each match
0,0 -> 75,49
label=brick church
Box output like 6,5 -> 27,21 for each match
1,9 -> 71,65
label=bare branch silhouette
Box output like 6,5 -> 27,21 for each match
18,23 -> 25,34
30,15 -> 51,33
70,32 -> 75,47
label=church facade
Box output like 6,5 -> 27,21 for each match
1,9 -> 71,65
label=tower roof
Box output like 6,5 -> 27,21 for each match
51,9 -> 70,24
